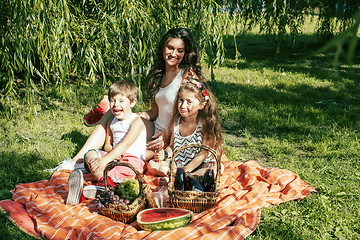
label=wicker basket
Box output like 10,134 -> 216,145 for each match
168,143 -> 221,213
99,160 -> 148,223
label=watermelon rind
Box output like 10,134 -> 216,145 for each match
137,208 -> 193,231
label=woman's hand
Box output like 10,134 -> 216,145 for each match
146,132 -> 164,151
137,111 -> 150,120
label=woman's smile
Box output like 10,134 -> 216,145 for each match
163,38 -> 185,68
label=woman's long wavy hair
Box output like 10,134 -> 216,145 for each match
169,79 -> 224,155
147,28 -> 202,102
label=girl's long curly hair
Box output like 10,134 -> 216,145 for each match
169,79 -> 224,155
147,28 -> 202,102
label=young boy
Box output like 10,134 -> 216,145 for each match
66,80 -> 147,205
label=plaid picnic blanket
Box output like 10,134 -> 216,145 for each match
12,160 -> 315,239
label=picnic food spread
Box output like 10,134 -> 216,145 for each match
137,208 -> 193,231
114,179 -> 140,203
96,161 -> 148,223
175,158 -> 214,192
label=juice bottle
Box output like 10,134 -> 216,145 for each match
174,160 -> 185,191
203,160 -> 215,192
186,172 -> 204,192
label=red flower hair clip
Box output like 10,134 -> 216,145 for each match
202,90 -> 209,101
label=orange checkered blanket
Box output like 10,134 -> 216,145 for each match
11,160 -> 315,239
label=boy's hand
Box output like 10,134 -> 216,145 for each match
87,158 -> 107,174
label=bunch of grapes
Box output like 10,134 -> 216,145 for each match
114,179 -> 140,204
95,190 -> 131,210
94,179 -> 140,210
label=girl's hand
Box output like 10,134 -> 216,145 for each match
147,132 -> 164,150
153,140 -> 165,162
154,150 -> 165,162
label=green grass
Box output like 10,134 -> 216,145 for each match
214,33 -> 360,240
1,32 -> 359,239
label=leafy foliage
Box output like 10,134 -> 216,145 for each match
0,0 -> 359,119
317,9 -> 360,65
219,0 -> 359,35
0,0 -> 226,119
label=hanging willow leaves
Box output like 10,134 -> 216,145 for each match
0,0 -> 227,118
1,0 -> 359,119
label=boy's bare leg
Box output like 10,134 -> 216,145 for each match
85,158 -> 105,180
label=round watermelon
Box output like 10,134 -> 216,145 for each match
137,208 -> 192,231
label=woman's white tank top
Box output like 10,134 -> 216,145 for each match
154,69 -> 185,133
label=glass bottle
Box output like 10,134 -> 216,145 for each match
184,172 -> 192,191
203,160 -> 215,192
174,160 -> 185,191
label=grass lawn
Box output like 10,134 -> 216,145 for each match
0,31 -> 359,239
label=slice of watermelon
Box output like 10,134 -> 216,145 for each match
137,208 -> 192,231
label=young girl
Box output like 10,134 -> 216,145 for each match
147,78 -> 223,176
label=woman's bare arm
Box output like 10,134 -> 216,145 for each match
138,101 -> 159,121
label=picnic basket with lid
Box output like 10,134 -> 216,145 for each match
98,160 -> 149,223
168,143 -> 221,213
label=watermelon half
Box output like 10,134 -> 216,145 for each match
137,208 -> 192,231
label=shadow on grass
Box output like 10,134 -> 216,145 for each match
0,212 -> 36,240
214,33 -> 359,145
0,131 -> 88,190
61,130 -> 89,156
0,152 -> 51,190
222,33 -> 360,83
212,79 -> 359,141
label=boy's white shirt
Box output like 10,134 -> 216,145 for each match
103,113 -> 146,163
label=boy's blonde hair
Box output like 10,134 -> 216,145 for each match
108,80 -> 138,102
